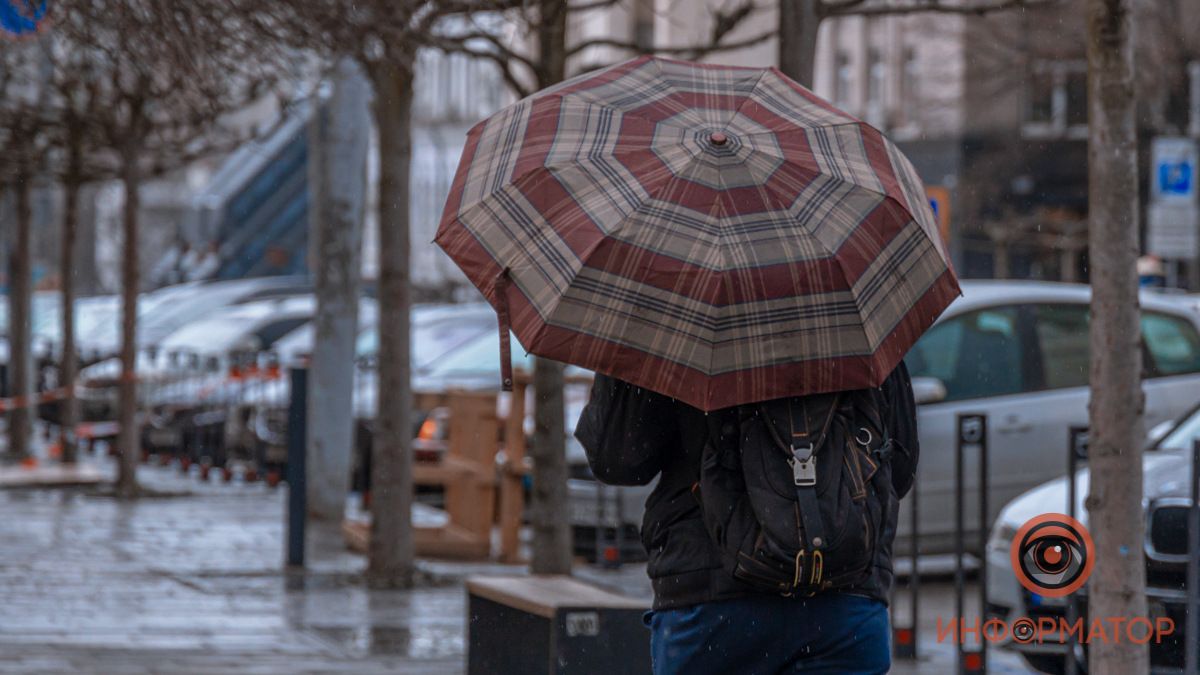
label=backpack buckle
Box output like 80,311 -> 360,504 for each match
790,444 -> 817,487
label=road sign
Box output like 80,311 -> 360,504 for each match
1148,202 -> 1200,259
927,186 -> 951,246
1153,137 -> 1198,203
1149,138 -> 1199,260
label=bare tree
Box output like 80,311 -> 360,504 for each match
42,39 -> 111,465
1085,0 -> 1145,672
51,0 -> 290,496
0,40 -> 50,463
247,0 -> 521,587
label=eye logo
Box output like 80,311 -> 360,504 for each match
1010,513 -> 1094,598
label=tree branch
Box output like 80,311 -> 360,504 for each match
566,29 -> 774,59
567,0 -> 624,11
827,0 -> 1054,17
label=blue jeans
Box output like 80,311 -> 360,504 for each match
646,593 -> 890,674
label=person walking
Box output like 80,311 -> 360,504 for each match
435,58 -> 953,672
575,363 -> 919,675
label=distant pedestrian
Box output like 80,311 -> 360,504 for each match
576,364 -> 919,675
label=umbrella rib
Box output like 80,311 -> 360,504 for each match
740,127 -> 895,203
706,156 -> 735,408
725,67 -> 771,127
523,162 -> 695,358
550,90 -> 702,133
818,233 -> 877,386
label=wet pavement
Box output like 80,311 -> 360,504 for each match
0,462 -> 466,674
0,453 -> 1036,674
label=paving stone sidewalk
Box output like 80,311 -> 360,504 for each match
0,457 -> 1035,674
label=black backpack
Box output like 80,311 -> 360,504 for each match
697,388 -> 895,595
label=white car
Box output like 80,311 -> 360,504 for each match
985,403 -> 1200,674
77,295 -> 321,420
901,280 -> 1200,552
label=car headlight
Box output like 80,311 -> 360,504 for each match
988,522 -> 1019,553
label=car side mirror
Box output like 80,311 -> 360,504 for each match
911,376 -> 947,405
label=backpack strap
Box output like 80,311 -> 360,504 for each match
761,395 -> 838,555
790,396 -> 834,553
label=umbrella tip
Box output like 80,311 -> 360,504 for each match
710,132 -> 728,146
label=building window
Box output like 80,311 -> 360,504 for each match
835,52 -> 852,107
1065,70 -> 1087,127
1027,70 -> 1055,124
1023,61 -> 1087,139
866,48 -> 886,126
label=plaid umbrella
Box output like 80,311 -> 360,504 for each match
435,56 -> 959,411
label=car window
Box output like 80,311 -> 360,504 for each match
905,305 -> 1026,402
1157,406 -> 1200,451
1026,307 -> 1200,386
1032,304 -> 1090,389
254,317 -> 310,350
1142,312 -> 1200,377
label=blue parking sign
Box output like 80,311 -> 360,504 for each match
1159,161 -> 1193,197
1152,137 -> 1198,204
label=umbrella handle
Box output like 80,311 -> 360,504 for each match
496,268 -> 513,392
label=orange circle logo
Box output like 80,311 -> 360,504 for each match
1010,513 -> 1094,598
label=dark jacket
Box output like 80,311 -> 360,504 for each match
575,363 -> 919,610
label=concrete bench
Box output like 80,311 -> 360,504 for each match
466,575 -> 651,675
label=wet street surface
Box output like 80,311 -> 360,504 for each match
0,464 -> 465,674
0,459 -> 1035,674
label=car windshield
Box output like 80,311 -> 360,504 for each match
412,316 -> 494,370
1157,407 -> 1200,452
139,279 -> 305,345
353,305 -> 495,365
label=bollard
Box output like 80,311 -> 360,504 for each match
955,413 -> 988,675
1186,439 -> 1200,674
285,366 -> 307,567
1065,426 -> 1088,675
893,466 -> 920,660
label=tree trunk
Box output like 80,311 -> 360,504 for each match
367,59 -> 416,588
530,358 -> 573,573
778,0 -> 822,88
6,175 -> 33,461
1085,1 -> 1146,673
115,154 -> 141,498
527,0 -> 574,576
306,58 -> 369,523
535,0 -> 568,90
59,144 -> 83,464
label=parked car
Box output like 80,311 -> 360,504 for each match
562,280 -> 1200,560
77,295 -> 319,423
986,402 -> 1200,674
902,280 -> 1200,552
247,303 -> 498,479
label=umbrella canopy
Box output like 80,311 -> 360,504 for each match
435,55 -> 959,411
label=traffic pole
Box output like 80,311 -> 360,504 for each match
1185,438 -> 1200,674
956,413 -> 987,675
286,366 -> 308,568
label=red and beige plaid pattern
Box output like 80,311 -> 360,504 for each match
436,55 -> 960,411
